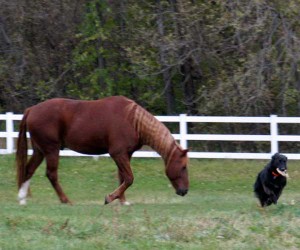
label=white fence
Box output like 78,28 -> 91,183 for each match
1,112 -> 300,159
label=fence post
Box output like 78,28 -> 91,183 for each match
270,114 -> 278,154
6,112 -> 14,154
179,114 -> 188,149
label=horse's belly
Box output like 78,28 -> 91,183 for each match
64,133 -> 109,155
66,143 -> 109,155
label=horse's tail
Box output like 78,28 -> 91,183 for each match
16,108 -> 30,189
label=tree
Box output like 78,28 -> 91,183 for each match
0,0 -> 86,111
1,0 -> 300,119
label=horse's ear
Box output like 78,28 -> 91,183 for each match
181,149 -> 189,156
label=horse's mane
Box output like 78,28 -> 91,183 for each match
125,101 -> 181,163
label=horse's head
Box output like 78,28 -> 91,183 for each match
166,148 -> 189,196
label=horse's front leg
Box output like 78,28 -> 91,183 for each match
105,154 -> 134,205
117,171 -> 131,205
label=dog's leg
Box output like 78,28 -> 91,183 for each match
262,184 -> 272,195
261,183 -> 278,206
266,197 -> 274,206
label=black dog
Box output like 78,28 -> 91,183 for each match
254,153 -> 288,207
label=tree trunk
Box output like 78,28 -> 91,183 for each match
156,0 -> 175,114
181,59 -> 199,115
170,0 -> 200,115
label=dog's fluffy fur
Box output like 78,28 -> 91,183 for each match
254,153 -> 288,207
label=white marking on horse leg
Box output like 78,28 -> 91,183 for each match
120,201 -> 131,206
18,179 -> 30,205
123,201 -> 131,206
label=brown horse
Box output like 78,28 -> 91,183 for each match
16,96 -> 189,205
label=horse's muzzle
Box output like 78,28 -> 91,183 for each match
176,188 -> 188,196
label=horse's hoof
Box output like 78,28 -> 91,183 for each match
104,196 -> 110,205
19,199 -> 27,205
120,201 -> 131,206
61,198 -> 72,204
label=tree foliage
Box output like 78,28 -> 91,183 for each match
0,0 -> 300,117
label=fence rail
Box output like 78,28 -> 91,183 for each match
1,112 -> 300,159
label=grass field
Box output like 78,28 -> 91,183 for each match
1,155 -> 300,250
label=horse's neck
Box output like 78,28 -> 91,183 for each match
138,118 -> 177,163
126,102 -> 178,163
145,130 -> 176,162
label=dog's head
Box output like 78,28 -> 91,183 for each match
271,153 -> 288,176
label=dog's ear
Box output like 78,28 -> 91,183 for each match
272,153 -> 280,160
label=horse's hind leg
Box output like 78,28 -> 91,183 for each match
18,149 -> 44,205
45,150 -> 71,204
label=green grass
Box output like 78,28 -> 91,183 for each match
1,155 -> 300,249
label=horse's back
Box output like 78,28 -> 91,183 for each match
25,96 -> 139,155
27,96 -> 133,123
